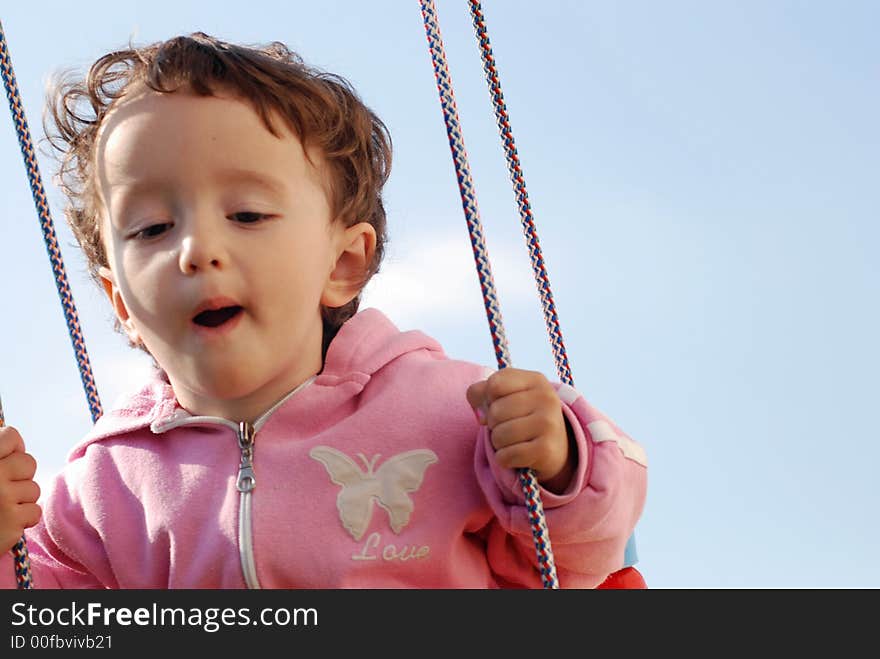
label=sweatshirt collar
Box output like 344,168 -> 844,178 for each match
149,375 -> 316,434
67,307 -> 443,460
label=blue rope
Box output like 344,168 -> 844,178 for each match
1,19 -> 104,590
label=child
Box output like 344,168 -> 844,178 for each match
0,32 -> 647,588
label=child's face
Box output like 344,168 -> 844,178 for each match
94,87 -> 374,420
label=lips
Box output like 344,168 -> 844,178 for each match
192,297 -> 244,328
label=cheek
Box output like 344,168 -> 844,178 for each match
272,240 -> 330,285
115,259 -> 166,316
266,265 -> 327,320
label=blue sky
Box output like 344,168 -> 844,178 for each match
1,1 -> 877,588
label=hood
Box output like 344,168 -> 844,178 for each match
320,307 -> 443,379
67,307 -> 444,460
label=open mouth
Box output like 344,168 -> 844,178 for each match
192,305 -> 244,328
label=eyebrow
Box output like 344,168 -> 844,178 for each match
212,169 -> 287,196
110,168 -> 287,212
121,169 -> 286,195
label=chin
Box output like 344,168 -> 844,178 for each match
203,377 -> 262,401
171,367 -> 260,402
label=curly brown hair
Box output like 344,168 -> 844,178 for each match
44,32 -> 391,357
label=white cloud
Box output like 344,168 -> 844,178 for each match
361,231 -> 540,327
95,350 -> 158,410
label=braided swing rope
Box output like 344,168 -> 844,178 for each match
466,0 -> 574,387
465,1 -> 641,578
419,0 -> 559,589
0,20 -> 105,590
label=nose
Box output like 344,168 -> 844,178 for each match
178,216 -> 227,274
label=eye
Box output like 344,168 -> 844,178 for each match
229,212 -> 270,224
132,223 -> 171,240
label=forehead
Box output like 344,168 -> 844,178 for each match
94,87 -> 321,191
97,87 -> 299,171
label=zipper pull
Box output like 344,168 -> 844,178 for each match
236,421 -> 256,492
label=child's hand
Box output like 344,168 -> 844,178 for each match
466,368 -> 576,493
0,426 -> 41,553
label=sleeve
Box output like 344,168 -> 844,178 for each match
473,382 -> 648,589
0,458 -> 116,590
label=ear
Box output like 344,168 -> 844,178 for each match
98,266 -> 142,345
321,222 -> 377,309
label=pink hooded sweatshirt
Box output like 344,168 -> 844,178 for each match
2,308 -> 647,589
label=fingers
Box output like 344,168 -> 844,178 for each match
0,502 -> 42,553
0,450 -> 37,481
16,503 -> 42,529
489,410 -> 550,449
465,379 -> 488,419
487,389 -> 560,431
483,368 -> 544,400
493,436 -> 544,471
468,368 -> 569,482
0,477 -> 42,549
0,481 -> 42,554
467,368 -> 552,421
1,479 -> 41,506
470,376 -> 559,432
0,426 -> 42,553
491,415 -> 566,479
0,426 -> 38,481
0,426 -> 26,459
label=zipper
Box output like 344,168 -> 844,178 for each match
237,420 -> 257,493
237,420 -> 261,589
232,376 -> 315,589
151,376 -> 316,589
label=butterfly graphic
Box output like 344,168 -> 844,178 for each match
309,446 -> 438,541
